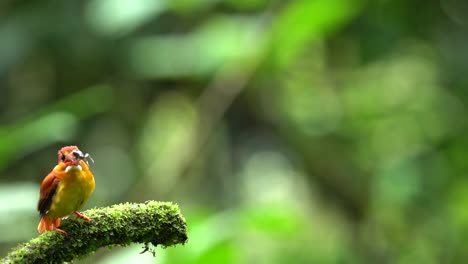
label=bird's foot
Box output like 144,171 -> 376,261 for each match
74,211 -> 90,221
54,227 -> 67,235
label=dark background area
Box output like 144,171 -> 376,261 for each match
1,0 -> 468,263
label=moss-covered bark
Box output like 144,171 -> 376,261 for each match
1,201 -> 188,264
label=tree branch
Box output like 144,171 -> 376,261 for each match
1,201 -> 188,264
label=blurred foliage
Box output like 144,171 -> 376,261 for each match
1,0 -> 468,263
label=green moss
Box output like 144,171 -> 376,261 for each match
1,201 -> 188,264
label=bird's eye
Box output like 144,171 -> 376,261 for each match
60,153 -> 66,161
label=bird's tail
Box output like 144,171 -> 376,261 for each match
37,217 -> 60,233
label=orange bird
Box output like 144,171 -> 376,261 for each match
37,146 -> 95,234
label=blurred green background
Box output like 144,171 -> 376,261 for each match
1,0 -> 468,263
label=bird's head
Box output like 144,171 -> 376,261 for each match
58,146 -> 94,166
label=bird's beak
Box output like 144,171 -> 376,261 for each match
72,150 -> 85,160
72,150 -> 94,165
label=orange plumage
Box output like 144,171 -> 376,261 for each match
37,146 -> 95,234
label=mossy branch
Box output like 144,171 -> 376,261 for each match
1,201 -> 188,264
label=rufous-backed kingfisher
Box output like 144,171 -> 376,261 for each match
37,145 -> 95,234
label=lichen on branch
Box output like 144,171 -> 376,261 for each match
1,201 -> 188,264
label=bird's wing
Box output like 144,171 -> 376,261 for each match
37,172 -> 61,216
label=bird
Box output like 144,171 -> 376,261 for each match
37,145 -> 95,234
